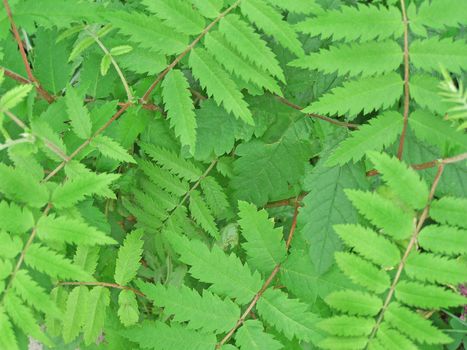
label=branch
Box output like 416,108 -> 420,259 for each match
57,281 -> 145,297
367,164 -> 445,344
2,66 -> 30,84
140,0 -> 242,103
274,95 -> 359,129
2,0 -> 55,103
366,152 -> 467,177
42,103 -> 132,182
396,0 -> 410,159
217,200 -> 301,348
265,192 -> 307,208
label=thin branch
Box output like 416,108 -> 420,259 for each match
367,164 -> 445,346
274,95 -> 359,129
2,66 -> 30,84
1,204 -> 52,304
57,281 -> 145,297
42,103 -> 132,182
2,0 -> 55,103
140,0 -> 242,103
217,200 -> 301,348
396,0 -> 410,159
265,192 -> 307,208
87,30 -> 133,102
366,152 -> 467,177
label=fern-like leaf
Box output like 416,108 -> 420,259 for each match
83,287 -> 110,345
325,290 -> 383,316
290,41 -> 402,77
238,201 -> 286,274
65,87 -> 92,139
303,73 -> 403,118
62,286 -> 88,343
189,190 -> 219,238
118,289 -> 139,327
317,315 -> 374,337
189,48 -> 253,124
235,320 -> 283,350
430,197 -> 467,228
295,4 -> 403,42
0,309 -> 17,350
418,225 -> 467,255
114,230 -> 144,286
327,111 -> 403,166
161,69 -> 197,153
395,281 -> 466,309
91,135 -> 136,164
0,201 -> 34,234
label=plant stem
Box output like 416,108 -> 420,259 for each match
57,281 -> 145,297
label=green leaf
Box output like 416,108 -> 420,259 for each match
367,152 -> 429,210
161,69 -> 197,153
334,224 -> 401,268
290,40 -> 402,77
318,336 -> 368,350
0,84 -> 33,112
219,15 -> 285,82
0,309 -> 18,350
430,197 -> 467,229
0,232 -> 22,259
25,244 -> 92,281
138,159 -> 189,196
335,252 -> 390,294
123,320 -> 217,350
295,4 -> 403,42
410,37 -> 467,74
142,0 -> 205,35
189,48 -> 253,125
303,73 -> 403,118
411,0 -> 466,32
235,320 -> 283,350
0,201 -> 34,234
385,302 -> 452,344
189,0 -> 222,18
142,143 -> 202,182
65,87 -> 92,139
395,281 -> 467,309
103,11 -> 188,55
5,294 -> 52,346
240,0 -> 303,56
375,325 -> 417,350
83,287 -> 110,345
200,176 -> 230,218
405,252 -> 467,285
138,281 -> 240,333
238,201 -> 286,274
34,28 -> 72,93
166,233 -> 263,305
118,289 -> 139,327
325,290 -> 383,316
114,230 -> 144,286
52,172 -> 119,209
257,288 -> 321,342
37,215 -> 117,246
13,270 -> 62,318
63,286 -> 89,343
418,225 -> 467,255
0,164 -> 49,208
410,74 -> 450,114
327,111 -> 403,166
189,190 -> 219,239
110,45 -> 133,56
91,134 -> 136,163
345,189 -> 414,240
318,315 -> 374,336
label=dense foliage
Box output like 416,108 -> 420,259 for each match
0,0 -> 466,349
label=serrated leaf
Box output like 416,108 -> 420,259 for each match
189,190 -> 219,238
396,281 -> 467,308
327,111 -> 403,166
83,287 -> 110,345
162,69 -> 197,153
37,215 -> 117,246
318,315 -> 374,337
430,197 -> 467,229
0,84 -> 33,112
0,201 -> 34,234
235,320 -> 283,350
418,225 -> 467,255
110,45 -> 133,56
63,286 -> 89,343
91,134 -> 136,163
303,73 -> 403,118
118,289 -> 139,327
238,201 -> 286,274
65,87 -> 92,139
114,230 -> 144,286
0,309 -> 18,350
325,290 -> 383,316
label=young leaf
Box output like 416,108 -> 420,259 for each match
65,87 -> 92,139
63,286 -> 89,343
118,289 -> 139,327
161,69 -> 197,153
114,230 -> 144,286
83,287 -> 110,345
0,309 -> 18,350
0,84 -> 33,112
91,135 -> 136,163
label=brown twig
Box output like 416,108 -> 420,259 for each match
2,0 -> 54,103
42,103 -> 131,182
274,95 -> 359,129
366,152 -> 467,177
396,0 -> 410,159
265,192 -> 307,208
367,164 -> 445,346
57,281 -> 145,297
140,0 -> 242,103
217,200 -> 301,348
2,66 -> 30,84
